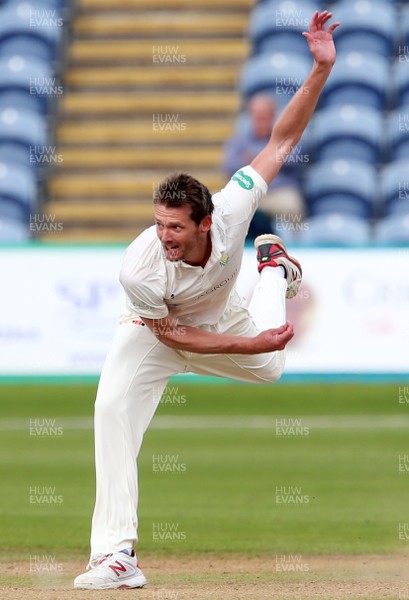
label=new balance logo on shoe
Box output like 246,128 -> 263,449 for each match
109,561 -> 127,577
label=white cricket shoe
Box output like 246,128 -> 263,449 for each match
74,551 -> 147,589
254,234 -> 302,299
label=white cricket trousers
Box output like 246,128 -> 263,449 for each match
90,270 -> 287,556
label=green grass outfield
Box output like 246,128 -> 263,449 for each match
0,382 -> 408,560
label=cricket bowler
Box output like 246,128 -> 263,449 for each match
74,11 -> 339,589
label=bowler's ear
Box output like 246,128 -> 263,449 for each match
200,215 -> 212,233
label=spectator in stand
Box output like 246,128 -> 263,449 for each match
223,93 -> 306,239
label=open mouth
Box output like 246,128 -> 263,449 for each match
164,245 -> 180,259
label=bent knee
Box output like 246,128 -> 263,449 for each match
255,351 -> 286,383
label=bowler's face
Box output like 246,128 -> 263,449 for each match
154,204 -> 201,263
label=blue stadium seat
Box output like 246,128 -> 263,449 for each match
239,52 -> 312,111
398,4 -> 409,54
311,104 -> 383,163
0,55 -> 52,115
331,1 -> 396,57
303,158 -> 378,219
0,107 -> 46,170
249,0 -> 316,56
320,52 -> 389,110
0,2 -> 61,63
384,106 -> 409,161
0,215 -> 29,240
379,158 -> 409,216
375,213 -> 409,244
5,0 -> 68,10
0,161 -> 37,220
299,213 -> 371,245
392,56 -> 409,109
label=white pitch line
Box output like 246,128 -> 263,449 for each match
0,415 -> 409,432
152,415 -> 409,430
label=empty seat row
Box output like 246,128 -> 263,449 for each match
235,103 -> 409,165
302,158 -> 409,220
282,212 -> 409,245
251,0 -> 409,58
311,104 -> 409,164
240,51 -> 409,111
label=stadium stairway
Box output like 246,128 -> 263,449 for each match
42,0 -> 252,242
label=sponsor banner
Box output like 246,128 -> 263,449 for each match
0,246 -> 408,375
0,247 -> 124,375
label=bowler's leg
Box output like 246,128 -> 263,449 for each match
90,322 -> 184,556
189,235 -> 301,384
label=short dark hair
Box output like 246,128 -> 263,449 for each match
153,173 -> 214,225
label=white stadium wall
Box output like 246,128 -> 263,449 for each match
1,245 -> 408,379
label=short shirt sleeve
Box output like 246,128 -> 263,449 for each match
212,165 -> 268,227
119,236 -> 169,320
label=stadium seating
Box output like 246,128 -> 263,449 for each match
379,158 -> 409,216
249,0 -> 316,56
0,107 -> 47,170
398,3 -> 409,50
0,215 -> 30,241
6,0 -> 69,9
0,1 -> 61,63
299,213 -> 372,245
331,1 -> 396,57
0,0 -> 68,242
392,55 -> 409,109
239,52 -> 312,110
319,51 -> 389,110
384,106 -> 409,161
311,104 -> 383,164
0,161 -> 37,221
375,213 -> 409,243
1,0 -> 400,244
303,158 -> 378,219
0,55 -> 52,115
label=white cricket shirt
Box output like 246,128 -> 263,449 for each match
119,165 -> 268,326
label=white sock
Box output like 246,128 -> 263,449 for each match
249,268 -> 287,331
261,265 -> 285,279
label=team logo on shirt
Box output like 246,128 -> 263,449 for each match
219,253 -> 230,266
232,170 -> 254,190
